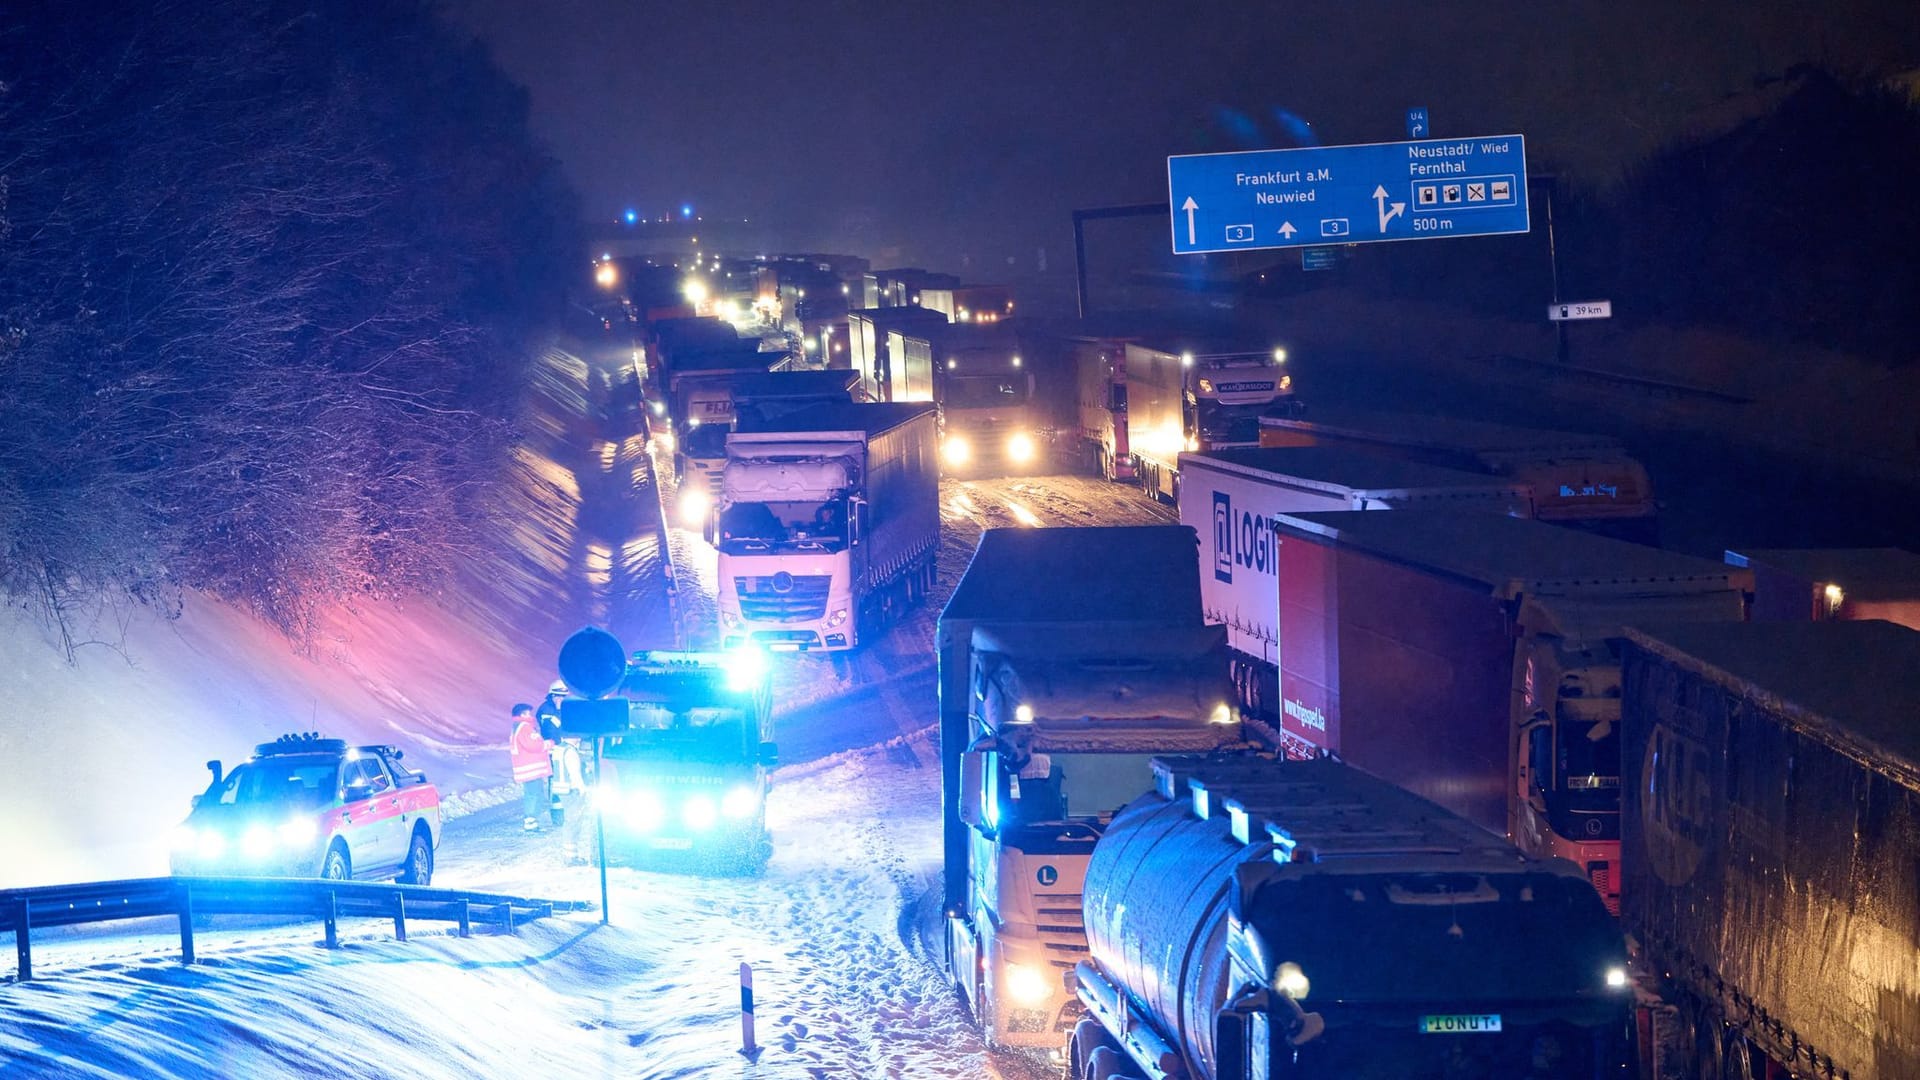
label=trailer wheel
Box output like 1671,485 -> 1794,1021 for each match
1690,1004 -> 1725,1080
1721,1031 -> 1758,1080
1069,1017 -> 1119,1079
1085,1046 -> 1140,1080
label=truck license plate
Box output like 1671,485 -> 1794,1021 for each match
1419,1014 -> 1502,1034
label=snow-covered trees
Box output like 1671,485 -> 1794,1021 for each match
0,0 -> 578,651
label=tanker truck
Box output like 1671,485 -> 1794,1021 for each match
1069,752 -> 1634,1080
940,525 -> 1246,1052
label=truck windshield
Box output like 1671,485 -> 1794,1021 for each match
609,706 -> 752,762
208,757 -> 340,809
944,374 -> 1030,409
681,423 -> 728,458
998,751 -> 1160,827
717,499 -> 846,553
1557,713 -> 1621,793
1194,399 -> 1269,445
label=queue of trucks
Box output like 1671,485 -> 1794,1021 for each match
619,288 -> 1920,1078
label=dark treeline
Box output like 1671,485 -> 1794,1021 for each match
0,1 -> 578,652
1323,69 -> 1920,365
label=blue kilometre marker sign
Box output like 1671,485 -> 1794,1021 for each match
1168,135 -> 1529,255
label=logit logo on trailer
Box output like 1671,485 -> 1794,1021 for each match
1212,491 -> 1234,583
1211,489 -> 1279,585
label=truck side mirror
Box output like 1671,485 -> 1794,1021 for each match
206,759 -> 224,787
958,750 -> 989,831
702,510 -> 718,546
849,497 -> 868,546
1519,716 -> 1551,801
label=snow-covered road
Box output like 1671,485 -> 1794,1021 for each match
2,341 -> 1180,1079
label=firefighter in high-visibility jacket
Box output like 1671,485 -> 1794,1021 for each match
509,703 -> 552,832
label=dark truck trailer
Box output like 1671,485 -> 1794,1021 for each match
1621,619 -> 1920,1080
1259,405 -> 1658,544
1069,752 -> 1632,1080
847,307 -> 949,402
1273,509 -> 1750,914
1724,546 -> 1920,630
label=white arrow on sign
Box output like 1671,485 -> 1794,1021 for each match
1372,185 -> 1405,233
1181,196 -> 1198,245
1278,221 -> 1296,239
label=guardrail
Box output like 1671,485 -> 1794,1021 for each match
2,876 -> 594,982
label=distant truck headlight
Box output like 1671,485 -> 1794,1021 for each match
1003,961 -> 1053,1005
941,435 -> 971,467
1006,432 -> 1035,464
721,786 -> 759,819
678,486 -> 711,528
1210,702 -> 1235,725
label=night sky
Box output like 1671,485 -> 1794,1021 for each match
444,1 -> 1920,267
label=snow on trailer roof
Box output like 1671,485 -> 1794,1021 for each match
726,369 -> 859,401
730,400 -> 934,439
1275,509 -> 1745,596
1725,547 -> 1920,601
1151,754 -> 1541,875
942,525 -> 1203,625
1259,403 -> 1625,460
1624,620 -> 1920,782
1184,446 -> 1530,501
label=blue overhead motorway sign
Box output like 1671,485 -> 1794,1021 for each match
1168,135 -> 1529,255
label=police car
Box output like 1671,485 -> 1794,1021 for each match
169,733 -> 442,885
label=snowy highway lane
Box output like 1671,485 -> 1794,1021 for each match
0,457 -> 1177,1079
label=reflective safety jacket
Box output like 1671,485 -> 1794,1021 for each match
510,718 -> 553,783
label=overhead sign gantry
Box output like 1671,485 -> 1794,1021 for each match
1168,134 -> 1529,255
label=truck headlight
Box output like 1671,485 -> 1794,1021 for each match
1276,961 -> 1310,1000
721,786 -> 759,819
941,435 -> 971,467
1006,432 -> 1035,464
1210,702 -> 1235,725
1002,962 -> 1053,1005
720,609 -> 743,629
683,794 -> 718,831
826,607 -> 849,629
677,486 -> 711,528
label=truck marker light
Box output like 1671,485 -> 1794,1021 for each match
1180,352 -> 1194,367
1273,348 -> 1288,363
1011,355 -> 1022,368
1276,962 -> 1310,1000
1003,962 -> 1053,1005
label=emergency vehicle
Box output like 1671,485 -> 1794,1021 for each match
169,733 -> 442,885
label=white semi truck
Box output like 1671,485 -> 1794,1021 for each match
708,402 -> 938,652
940,525 -> 1245,1052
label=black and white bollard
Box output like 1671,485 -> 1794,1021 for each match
739,962 -> 759,1059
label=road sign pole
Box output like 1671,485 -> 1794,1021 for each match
1538,175 -> 1568,364
594,737 -> 609,926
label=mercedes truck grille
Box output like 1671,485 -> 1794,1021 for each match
734,574 -> 832,621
